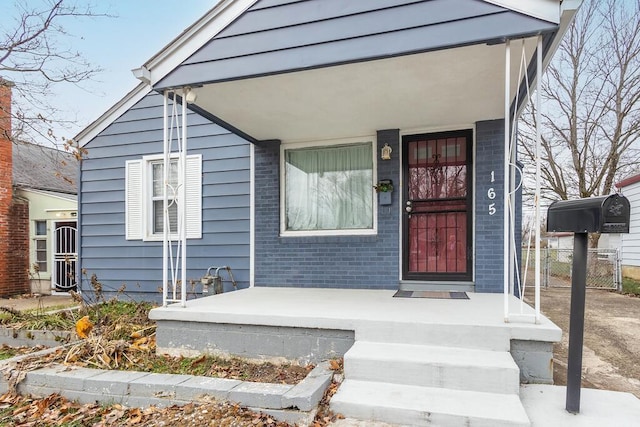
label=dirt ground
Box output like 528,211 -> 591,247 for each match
532,288 -> 640,398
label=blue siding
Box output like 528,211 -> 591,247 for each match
156,0 -> 556,89
474,120 -> 506,292
80,92 -> 251,301
254,130 -> 400,289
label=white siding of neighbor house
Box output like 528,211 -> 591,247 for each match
621,181 -> 640,267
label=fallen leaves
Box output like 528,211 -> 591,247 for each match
312,359 -> 345,427
0,301 -> 344,426
0,392 -> 294,426
329,358 -> 343,371
75,315 -> 94,339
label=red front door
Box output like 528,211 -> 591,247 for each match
402,130 -> 472,281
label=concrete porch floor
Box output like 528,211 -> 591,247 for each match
149,287 -> 561,344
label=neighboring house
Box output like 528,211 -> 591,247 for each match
13,142 -> 78,294
74,0 -> 581,300
0,77 -> 77,297
616,173 -> 640,280
547,232 -> 620,262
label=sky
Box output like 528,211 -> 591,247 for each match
4,0 -> 215,145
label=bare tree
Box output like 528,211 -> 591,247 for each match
0,0 -> 109,147
519,0 -> 640,205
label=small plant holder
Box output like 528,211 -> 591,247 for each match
375,179 -> 393,206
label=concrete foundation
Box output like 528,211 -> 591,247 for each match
510,339 -> 554,384
156,320 -> 354,364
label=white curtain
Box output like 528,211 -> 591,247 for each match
152,161 -> 178,233
285,143 -> 373,231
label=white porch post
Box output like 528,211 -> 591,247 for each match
180,89 -> 188,308
162,91 -> 169,307
504,36 -> 543,323
503,40 -> 511,321
534,35 -> 542,323
162,88 -> 189,308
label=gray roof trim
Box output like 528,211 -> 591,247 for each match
18,187 -> 78,202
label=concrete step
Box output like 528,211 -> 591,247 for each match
330,380 -> 531,427
355,321 -> 511,351
345,341 -> 520,394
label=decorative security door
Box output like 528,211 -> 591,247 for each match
52,221 -> 77,292
402,130 -> 472,281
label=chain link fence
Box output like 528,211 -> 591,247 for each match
521,247 -> 622,291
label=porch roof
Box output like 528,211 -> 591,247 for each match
149,287 -> 561,344
74,0 -> 582,148
151,0 -> 565,143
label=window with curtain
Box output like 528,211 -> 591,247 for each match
284,142 -> 373,232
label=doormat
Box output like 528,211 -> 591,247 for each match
393,290 -> 469,299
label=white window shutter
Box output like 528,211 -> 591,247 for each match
186,154 -> 202,239
125,160 -> 144,240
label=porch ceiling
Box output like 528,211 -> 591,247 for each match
189,39 -> 538,142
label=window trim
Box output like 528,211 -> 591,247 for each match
279,136 -> 378,237
126,153 -> 202,242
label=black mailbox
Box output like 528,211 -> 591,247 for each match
547,194 -> 630,234
546,194 -> 630,415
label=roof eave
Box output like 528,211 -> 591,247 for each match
75,0 -> 258,148
484,0 -> 561,24
141,0 -> 259,88
74,83 -> 151,147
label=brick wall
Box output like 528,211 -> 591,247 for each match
474,120 -> 506,292
254,130 -> 400,289
253,122 -> 515,293
0,80 -> 14,295
5,199 -> 30,296
0,79 -> 30,296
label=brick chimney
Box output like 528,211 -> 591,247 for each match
0,78 -> 12,205
0,78 -> 30,296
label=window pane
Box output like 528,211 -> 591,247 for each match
35,238 -> 47,272
153,200 -> 178,233
152,163 -> 163,197
285,143 -> 373,231
35,221 -> 47,236
152,160 -> 178,197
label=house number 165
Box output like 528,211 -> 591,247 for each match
488,171 -> 496,215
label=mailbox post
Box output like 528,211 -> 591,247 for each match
547,194 -> 630,414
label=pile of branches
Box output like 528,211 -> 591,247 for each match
64,326 -> 156,370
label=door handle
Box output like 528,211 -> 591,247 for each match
405,200 -> 412,213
